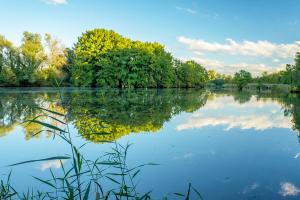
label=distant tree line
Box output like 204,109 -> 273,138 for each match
0,28 -> 300,90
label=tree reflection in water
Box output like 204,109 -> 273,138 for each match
0,89 -> 299,143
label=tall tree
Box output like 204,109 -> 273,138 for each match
234,70 -> 252,90
0,35 -> 12,73
9,32 -> 46,85
293,52 -> 300,90
39,33 -> 67,85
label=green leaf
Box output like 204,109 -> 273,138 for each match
174,193 -> 185,197
24,119 -> 67,133
33,177 -> 56,189
36,107 -> 65,116
132,169 -> 140,179
9,156 -> 70,166
83,182 -> 91,200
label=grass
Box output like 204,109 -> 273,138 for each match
0,91 -> 203,200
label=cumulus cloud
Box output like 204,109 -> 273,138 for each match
200,96 -> 284,110
43,0 -> 67,5
176,95 -> 293,131
178,36 -> 300,58
176,114 -> 292,131
280,182 -> 300,197
175,6 -> 197,15
191,57 -> 285,75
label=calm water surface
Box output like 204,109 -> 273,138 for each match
0,88 -> 300,199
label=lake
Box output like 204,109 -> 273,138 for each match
0,88 -> 300,199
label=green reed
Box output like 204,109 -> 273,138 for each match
1,91 -> 203,200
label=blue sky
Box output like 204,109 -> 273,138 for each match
1,0 -> 300,75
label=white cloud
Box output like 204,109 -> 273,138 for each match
173,152 -> 194,160
178,36 -> 300,58
176,114 -> 292,131
39,160 -> 65,171
191,57 -> 285,75
175,6 -> 197,15
242,183 -> 259,194
43,0 -> 67,5
176,96 -> 293,131
294,152 -> 300,159
280,182 -> 300,197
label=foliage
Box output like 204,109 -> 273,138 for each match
233,70 -> 252,90
37,34 -> 67,86
10,32 -> 46,85
2,29 -> 300,90
174,60 -> 208,88
293,52 -> 300,90
0,32 -> 67,87
74,28 -> 132,64
0,89 -> 208,142
72,29 -> 177,88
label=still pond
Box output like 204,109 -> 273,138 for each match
0,88 -> 300,199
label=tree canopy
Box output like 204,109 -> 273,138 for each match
234,70 -> 252,90
71,28 -> 207,88
0,28 -> 300,91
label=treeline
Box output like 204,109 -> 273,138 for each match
70,29 -> 209,88
1,28 -> 300,90
0,29 -> 208,88
0,32 -> 67,86
208,56 -> 300,91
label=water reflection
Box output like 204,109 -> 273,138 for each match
0,89 -> 299,144
0,89 -> 209,142
1,89 -> 300,199
177,92 -> 293,131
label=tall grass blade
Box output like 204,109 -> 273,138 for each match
83,182 -> 91,200
36,107 -> 65,117
33,177 -> 56,189
9,156 -> 70,166
24,120 -> 67,133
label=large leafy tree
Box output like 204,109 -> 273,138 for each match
175,60 -> 208,88
0,35 -> 12,73
293,52 -> 300,90
74,29 -> 132,64
72,28 -> 175,88
9,32 -> 46,85
38,33 -> 67,86
0,36 -> 16,86
234,70 -> 252,90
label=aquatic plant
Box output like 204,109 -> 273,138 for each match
1,92 -> 203,200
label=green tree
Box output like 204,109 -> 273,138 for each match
9,32 -> 46,85
37,33 -> 67,86
293,52 -> 300,90
74,29 -> 132,64
0,35 -> 12,73
0,36 -> 17,86
72,29 -> 175,88
175,60 -> 208,88
207,70 -> 217,80
234,70 -> 252,90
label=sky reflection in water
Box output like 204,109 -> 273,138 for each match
0,89 -> 299,199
